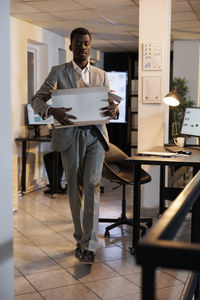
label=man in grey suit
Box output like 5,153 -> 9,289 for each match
31,27 -> 119,263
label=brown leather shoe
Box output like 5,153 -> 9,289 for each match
79,250 -> 95,264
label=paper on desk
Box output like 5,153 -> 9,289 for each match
138,151 -> 178,157
52,87 -> 111,128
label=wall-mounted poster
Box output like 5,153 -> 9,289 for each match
142,76 -> 162,104
143,42 -> 162,71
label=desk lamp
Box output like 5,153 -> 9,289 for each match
163,86 -> 180,139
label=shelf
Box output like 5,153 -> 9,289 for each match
130,81 -> 138,154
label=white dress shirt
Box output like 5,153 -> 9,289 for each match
72,60 -> 90,87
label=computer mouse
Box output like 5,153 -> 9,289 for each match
181,150 -> 191,155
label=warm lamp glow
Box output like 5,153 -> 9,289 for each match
163,94 -> 180,106
163,86 -> 180,107
163,86 -> 181,139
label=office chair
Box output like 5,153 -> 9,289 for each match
99,143 -> 153,238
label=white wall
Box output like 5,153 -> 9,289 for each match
173,40 -> 200,106
0,1 -> 14,299
10,17 -> 68,191
11,17 -> 67,144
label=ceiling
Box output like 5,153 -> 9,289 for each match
10,0 -> 200,52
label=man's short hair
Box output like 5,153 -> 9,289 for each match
70,28 -> 92,43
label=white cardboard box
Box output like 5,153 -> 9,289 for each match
52,87 -> 110,128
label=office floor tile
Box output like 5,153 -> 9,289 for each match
47,221 -> 76,242
97,235 -> 114,248
15,292 -> 44,300
160,268 -> 189,283
14,276 -> 36,295
25,269 -> 79,290
109,234 -> 134,251
38,240 -> 75,257
105,257 -> 141,275
125,269 -> 184,289
98,223 -> 130,237
115,294 -> 142,300
108,294 -> 142,300
13,234 -> 33,248
95,245 -> 132,262
13,210 -> 42,229
14,185 -> 192,300
16,225 -> 72,247
40,283 -> 101,300
84,276 -> 140,299
156,284 -> 185,300
29,191 -> 72,219
67,262 -> 119,282
38,217 -> 73,234
14,244 -> 61,275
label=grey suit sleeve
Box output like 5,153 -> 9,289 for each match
31,66 -> 57,119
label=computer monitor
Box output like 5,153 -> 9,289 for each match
106,71 -> 127,123
181,107 -> 200,137
27,104 -> 54,126
26,104 -> 54,136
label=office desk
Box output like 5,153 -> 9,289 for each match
15,136 -> 59,195
127,146 -> 200,254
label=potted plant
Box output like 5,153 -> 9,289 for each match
169,77 -> 193,143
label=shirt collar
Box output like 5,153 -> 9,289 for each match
72,60 -> 90,73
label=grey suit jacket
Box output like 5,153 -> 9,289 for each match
31,61 -> 110,152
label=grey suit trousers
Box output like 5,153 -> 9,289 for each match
61,126 -> 105,252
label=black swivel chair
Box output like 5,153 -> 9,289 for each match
99,143 -> 153,238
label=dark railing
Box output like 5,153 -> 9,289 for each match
136,170 -> 200,300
